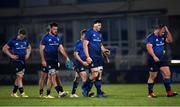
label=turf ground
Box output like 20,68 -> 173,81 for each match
0,84 -> 179,106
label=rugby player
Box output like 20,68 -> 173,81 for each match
2,29 -> 31,97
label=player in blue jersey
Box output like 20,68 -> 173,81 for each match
83,20 -> 110,97
70,29 -> 89,97
39,22 -> 71,98
2,29 -> 32,98
146,24 -> 178,98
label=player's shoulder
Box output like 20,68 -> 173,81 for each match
86,28 -> 93,34
75,40 -> 82,46
146,33 -> 155,40
55,34 -> 62,39
8,37 -> 17,43
41,33 -> 50,40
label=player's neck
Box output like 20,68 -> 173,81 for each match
17,35 -> 24,40
49,32 -> 55,36
154,31 -> 159,36
93,28 -> 98,32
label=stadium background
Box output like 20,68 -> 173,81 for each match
0,0 -> 180,85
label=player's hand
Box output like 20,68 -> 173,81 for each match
25,54 -> 30,60
65,60 -> 73,70
164,26 -> 169,32
103,49 -> 110,56
86,57 -> 92,64
153,56 -> 160,62
82,61 -> 89,66
42,60 -> 47,67
10,55 -> 19,60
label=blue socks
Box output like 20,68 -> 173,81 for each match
148,83 -> 154,93
71,81 -> 79,94
94,80 -> 102,95
164,78 -> 171,92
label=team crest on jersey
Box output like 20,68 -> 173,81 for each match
81,67 -> 84,71
150,67 -> 153,71
57,38 -> 59,41
43,68 -> 46,71
93,34 -> 96,37
48,39 -> 52,42
15,43 -> 19,45
99,34 -> 102,38
156,39 -> 158,41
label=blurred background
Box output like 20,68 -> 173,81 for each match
0,0 -> 180,85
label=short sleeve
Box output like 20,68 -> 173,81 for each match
26,40 -> 30,47
84,31 -> 91,41
74,43 -> 80,52
146,36 -> 154,45
40,36 -> 47,45
7,39 -> 13,47
58,35 -> 62,45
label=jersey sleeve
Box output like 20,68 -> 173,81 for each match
58,35 -> 62,45
26,39 -> 30,47
84,31 -> 91,41
146,36 -> 154,45
40,36 -> 47,45
7,39 -> 13,47
74,43 -> 80,53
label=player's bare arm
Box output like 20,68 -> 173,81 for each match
83,40 -> 92,64
59,44 -> 70,61
74,52 -> 88,66
39,44 -> 46,67
2,44 -> 18,60
146,43 -> 159,62
164,26 -> 173,43
101,43 -> 110,54
25,45 -> 32,60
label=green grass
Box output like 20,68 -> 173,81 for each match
0,84 -> 179,106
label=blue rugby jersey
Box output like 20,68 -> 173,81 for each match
84,28 -> 103,58
7,38 -> 30,60
73,39 -> 86,66
40,33 -> 62,62
146,33 -> 167,61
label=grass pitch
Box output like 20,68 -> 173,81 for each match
0,84 -> 179,106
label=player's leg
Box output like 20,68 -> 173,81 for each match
39,70 -> 48,97
45,73 -> 54,98
16,68 -> 28,97
71,72 -> 80,97
54,61 -> 68,97
11,75 -> 19,97
55,71 -> 65,93
94,66 -> 104,97
147,71 -> 158,98
147,59 -> 159,98
160,66 -> 178,97
79,71 -> 88,96
89,67 -> 99,95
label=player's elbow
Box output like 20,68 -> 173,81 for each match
166,39 -> 173,44
2,45 -> 7,53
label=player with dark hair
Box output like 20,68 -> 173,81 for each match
70,29 -> 90,97
146,24 -> 178,98
83,20 -> 110,97
2,29 -> 31,97
39,22 -> 72,98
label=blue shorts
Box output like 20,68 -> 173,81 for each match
42,61 -> 60,73
11,60 -> 26,73
90,57 -> 104,68
147,58 -> 169,72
